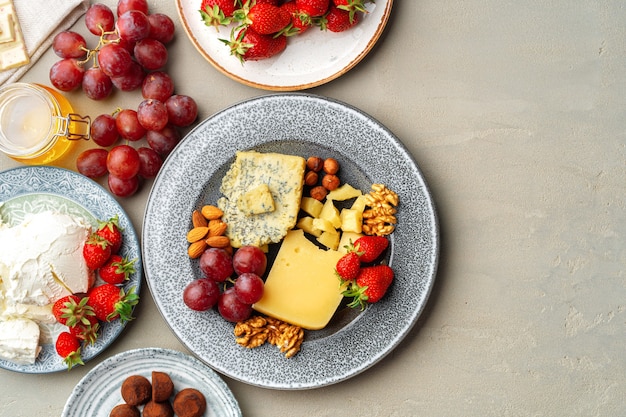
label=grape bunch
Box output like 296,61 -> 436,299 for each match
50,0 -> 175,97
183,246 -> 267,323
57,0 -> 199,197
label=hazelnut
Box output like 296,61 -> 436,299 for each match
322,174 -> 340,191
304,171 -> 318,186
306,156 -> 324,172
310,185 -> 328,201
323,158 -> 339,175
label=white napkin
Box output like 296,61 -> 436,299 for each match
0,0 -> 89,86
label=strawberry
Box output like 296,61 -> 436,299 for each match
246,3 -> 291,35
69,314 -> 100,345
96,215 -> 123,254
335,251 -> 361,281
83,232 -> 112,270
55,331 -> 84,370
52,295 -> 95,328
333,0 -> 368,22
343,265 -> 394,309
320,5 -> 358,32
88,284 -> 139,323
296,0 -> 330,17
221,27 -> 287,62
281,1 -> 312,34
99,255 -> 136,285
200,0 -> 239,28
353,235 -> 389,263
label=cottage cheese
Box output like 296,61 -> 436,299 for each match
0,211 -> 94,364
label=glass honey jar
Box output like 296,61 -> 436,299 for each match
0,83 -> 90,165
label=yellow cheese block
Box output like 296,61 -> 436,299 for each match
253,229 -> 346,330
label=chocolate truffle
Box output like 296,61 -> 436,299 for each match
172,388 -> 207,417
143,400 -> 174,417
152,371 -> 174,402
120,375 -> 152,406
109,404 -> 140,417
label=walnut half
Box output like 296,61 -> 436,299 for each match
234,316 -> 304,358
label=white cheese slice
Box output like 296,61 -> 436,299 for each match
0,318 -> 41,365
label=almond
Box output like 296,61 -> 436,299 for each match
187,240 -> 207,258
186,226 -> 209,243
208,219 -> 228,237
205,235 -> 230,248
192,210 -> 208,228
201,205 -> 223,220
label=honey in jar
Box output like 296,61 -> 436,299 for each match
0,83 -> 90,165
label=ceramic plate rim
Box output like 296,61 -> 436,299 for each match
142,93 -> 439,389
0,166 -> 142,374
61,347 -> 242,417
175,0 -> 393,91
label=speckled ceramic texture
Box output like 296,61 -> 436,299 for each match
0,166 -> 142,374
143,93 -> 439,389
177,0 -> 393,91
62,347 -> 241,417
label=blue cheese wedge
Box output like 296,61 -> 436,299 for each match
237,183 -> 275,215
218,151 -> 306,248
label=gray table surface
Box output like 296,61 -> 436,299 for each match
1,1 -> 625,416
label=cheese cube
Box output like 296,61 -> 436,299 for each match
237,183 -> 275,215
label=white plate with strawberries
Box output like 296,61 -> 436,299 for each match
0,166 -> 142,374
143,93 -> 439,389
176,0 -> 393,91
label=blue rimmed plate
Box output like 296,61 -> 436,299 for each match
0,166 -> 142,374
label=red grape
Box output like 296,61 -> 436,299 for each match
142,71 -> 174,102
137,99 -> 168,131
108,174 -> 139,197
199,248 -> 233,282
218,287 -> 252,322
134,38 -> 168,70
137,147 -> 163,178
49,58 -> 84,91
183,279 -> 220,311
76,148 -> 108,178
116,109 -> 147,141
148,13 -> 175,44
117,10 -> 151,43
82,67 -> 113,100
85,3 -> 115,35
232,246 -> 267,276
90,114 -> 119,147
233,272 -> 264,305
146,125 -> 180,157
107,144 -> 141,180
111,61 -> 145,92
52,31 -> 87,59
165,95 -> 198,127
116,0 -> 149,16
98,43 -> 133,77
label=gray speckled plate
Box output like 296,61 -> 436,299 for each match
0,166 -> 142,374
143,93 -> 439,389
62,347 -> 241,417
